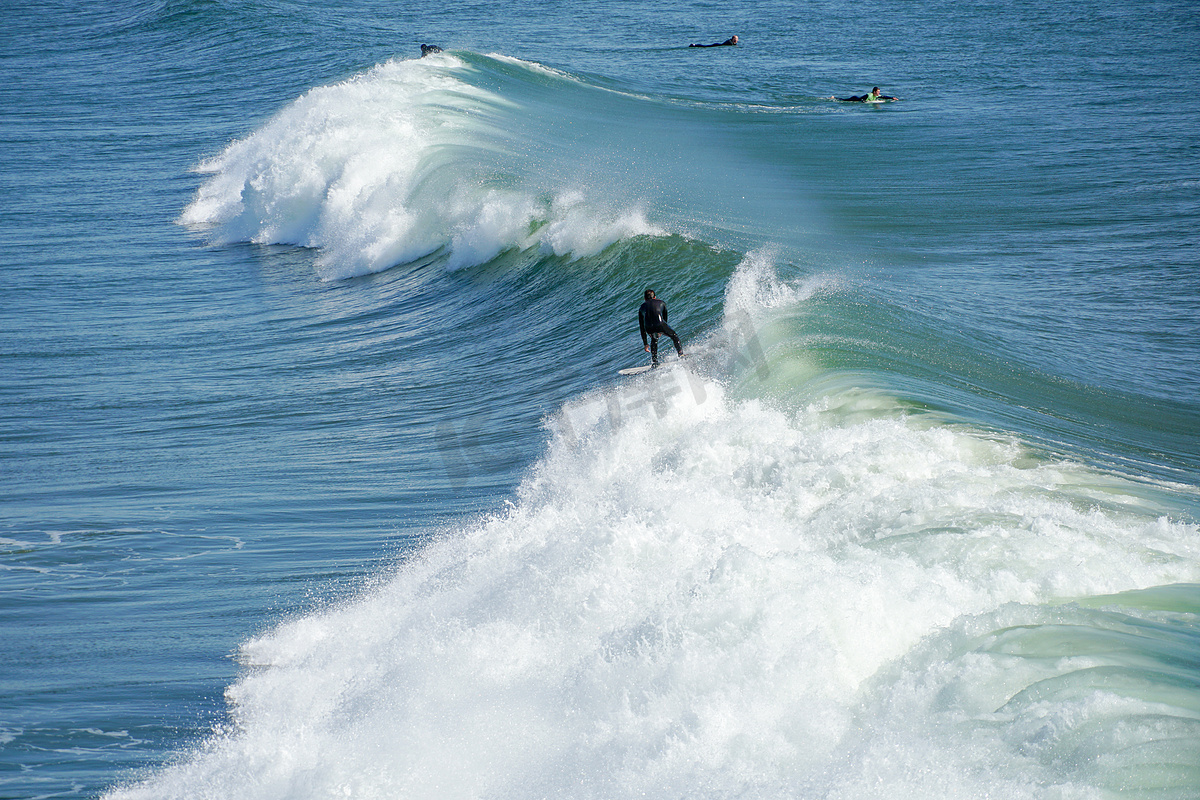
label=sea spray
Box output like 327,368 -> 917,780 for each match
106,261 -> 1200,800
180,54 -> 663,280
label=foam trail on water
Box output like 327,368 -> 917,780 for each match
180,54 -> 663,280
106,256 -> 1200,800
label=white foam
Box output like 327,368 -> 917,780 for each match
722,248 -> 831,319
180,56 -> 664,280
537,191 -> 662,257
106,269 -> 1200,799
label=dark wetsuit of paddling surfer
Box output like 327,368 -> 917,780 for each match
834,87 -> 897,102
690,35 -> 738,47
639,290 -> 684,365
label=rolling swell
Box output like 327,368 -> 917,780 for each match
178,48 -> 1200,492
106,246 -> 1200,799
145,49 -> 1200,800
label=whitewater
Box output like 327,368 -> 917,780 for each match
106,258 -> 1200,798
4,1 -> 1199,798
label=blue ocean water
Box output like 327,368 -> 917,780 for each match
2,0 -> 1199,797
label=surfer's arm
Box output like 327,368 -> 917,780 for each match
638,308 -> 648,346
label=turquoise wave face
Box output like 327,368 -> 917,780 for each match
178,49 -> 1200,485
97,221 -> 1200,799
103,252 -> 1200,796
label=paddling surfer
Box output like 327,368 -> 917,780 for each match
638,290 -> 684,366
690,34 -> 738,47
833,87 -> 897,102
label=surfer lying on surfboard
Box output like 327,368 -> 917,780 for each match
639,289 -> 684,366
832,87 -> 898,102
690,35 -> 738,47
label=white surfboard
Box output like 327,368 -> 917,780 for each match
618,365 -> 655,376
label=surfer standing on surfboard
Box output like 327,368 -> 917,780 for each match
638,290 -> 684,366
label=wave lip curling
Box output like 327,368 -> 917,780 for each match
180,54 -> 664,280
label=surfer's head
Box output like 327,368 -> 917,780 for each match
730,35 -> 738,44
644,289 -> 656,301
871,87 -> 880,94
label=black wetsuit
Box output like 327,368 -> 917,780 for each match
836,92 -> 896,102
639,298 -> 683,364
690,37 -> 737,47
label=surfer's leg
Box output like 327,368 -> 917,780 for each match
650,333 -> 660,364
661,324 -> 683,356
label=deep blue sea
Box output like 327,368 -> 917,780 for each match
3,0 -> 1200,797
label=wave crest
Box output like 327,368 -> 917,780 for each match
180,54 -> 663,280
